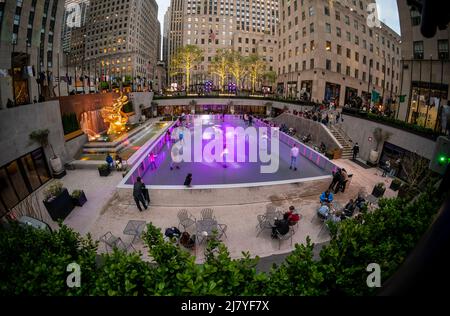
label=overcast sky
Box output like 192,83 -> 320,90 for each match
155,0 -> 401,37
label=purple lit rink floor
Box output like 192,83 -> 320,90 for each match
126,117 -> 331,187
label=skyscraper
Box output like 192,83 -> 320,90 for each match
163,6 -> 171,66
168,0 -> 279,88
84,0 -> 160,91
0,0 -> 65,108
276,0 -> 401,107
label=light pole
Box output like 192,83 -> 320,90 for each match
11,39 -> 17,106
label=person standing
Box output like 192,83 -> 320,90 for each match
106,153 -> 114,169
133,177 -> 148,212
290,144 -> 300,171
329,169 -> 342,192
352,143 -> 360,160
184,173 -> 193,187
382,160 -> 391,177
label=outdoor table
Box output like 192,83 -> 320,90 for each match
267,211 -> 284,227
196,219 -> 218,244
123,220 -> 147,243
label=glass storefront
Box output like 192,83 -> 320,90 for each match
0,148 -> 50,217
345,87 -> 358,105
324,82 -> 341,106
300,81 -> 312,101
407,81 -> 449,129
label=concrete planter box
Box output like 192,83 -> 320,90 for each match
71,191 -> 87,207
372,186 -> 386,198
98,167 -> 111,177
43,188 -> 75,221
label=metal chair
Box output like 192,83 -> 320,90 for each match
218,223 -> 228,239
201,208 -> 215,220
256,214 -> 273,237
100,232 -> 136,253
276,228 -> 295,250
177,209 -> 196,230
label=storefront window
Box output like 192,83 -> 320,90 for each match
0,148 -> 50,216
407,82 -> 448,129
325,82 -> 341,106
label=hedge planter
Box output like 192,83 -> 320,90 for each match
71,191 -> 87,207
98,164 -> 111,177
389,180 -> 402,192
43,188 -> 75,221
372,185 -> 386,198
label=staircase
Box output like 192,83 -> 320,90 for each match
329,126 -> 353,159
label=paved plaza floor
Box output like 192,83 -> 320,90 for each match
52,158 -> 398,263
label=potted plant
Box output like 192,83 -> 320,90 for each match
43,181 -> 74,221
29,129 -> 65,178
71,190 -> 87,207
98,163 -> 111,177
372,182 -> 386,198
389,179 -> 402,191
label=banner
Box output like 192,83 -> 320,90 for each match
371,90 -> 380,102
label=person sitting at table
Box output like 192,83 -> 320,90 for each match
317,204 -> 330,220
320,190 -> 334,204
285,206 -> 300,226
115,154 -> 123,171
355,194 -> 366,210
179,232 -> 196,249
344,199 -> 356,218
330,210 -> 344,223
271,213 -> 290,239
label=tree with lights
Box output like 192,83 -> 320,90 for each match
170,45 -> 204,93
210,49 -> 230,93
247,54 -> 267,94
227,50 -> 248,91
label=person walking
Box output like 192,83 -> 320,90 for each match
382,160 -> 391,177
133,177 -> 148,212
184,173 -> 193,187
290,144 -> 300,171
352,143 -> 360,160
106,153 -> 114,169
329,169 -> 342,192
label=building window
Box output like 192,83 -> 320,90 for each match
336,27 -> 341,37
410,8 -> 421,26
309,6 -> 315,16
438,40 -> 449,60
325,23 -> 331,33
310,58 -> 315,69
413,41 -> 424,59
337,62 -> 341,73
326,59 -> 332,70
326,41 -> 332,51
324,5 -> 330,16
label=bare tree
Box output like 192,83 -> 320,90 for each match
400,152 -> 431,188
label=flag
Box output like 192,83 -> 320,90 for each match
399,95 -> 406,103
371,90 -> 380,102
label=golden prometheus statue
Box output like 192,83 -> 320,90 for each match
101,93 -> 129,135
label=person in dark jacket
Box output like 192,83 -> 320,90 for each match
133,177 -> 148,212
329,169 -> 342,191
352,143 -> 360,160
184,173 -> 193,187
272,213 -> 290,239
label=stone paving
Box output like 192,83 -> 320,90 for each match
56,158 -> 398,263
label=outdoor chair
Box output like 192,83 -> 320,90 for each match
100,232 -> 136,253
276,228 -> 295,250
256,214 -> 273,237
177,209 -> 196,231
201,208 -> 215,220
218,224 -> 228,239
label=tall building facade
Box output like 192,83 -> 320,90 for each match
61,0 -> 90,54
0,0 -> 65,108
397,0 -> 450,131
276,0 -> 401,108
168,0 -> 279,88
84,0 -> 160,91
162,6 -> 171,66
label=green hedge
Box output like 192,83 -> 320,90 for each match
122,101 -> 134,113
342,108 -> 442,140
0,185 -> 444,295
62,113 -> 80,135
